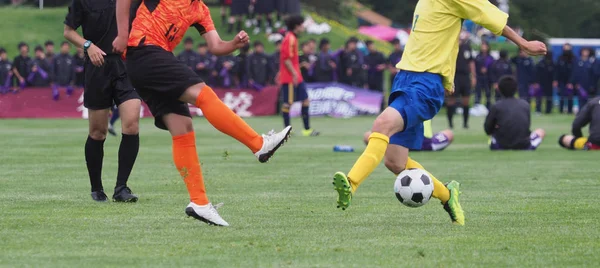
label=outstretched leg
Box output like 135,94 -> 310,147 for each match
180,83 -> 291,162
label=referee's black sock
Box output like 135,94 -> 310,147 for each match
446,105 -> 456,129
116,133 -> 139,188
266,17 -> 273,28
227,22 -> 234,34
85,136 -> 105,192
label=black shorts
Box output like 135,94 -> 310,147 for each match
230,0 -> 250,16
453,74 -> 471,97
255,0 -> 275,14
126,46 -> 204,130
84,55 -> 140,110
276,0 -> 301,14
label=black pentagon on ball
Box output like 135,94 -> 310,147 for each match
411,193 -> 424,203
400,175 -> 412,187
395,192 -> 404,203
420,174 -> 431,185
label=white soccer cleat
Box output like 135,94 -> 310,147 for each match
185,202 -> 229,227
254,126 -> 292,163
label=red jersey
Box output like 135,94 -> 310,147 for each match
279,32 -> 303,84
128,0 -> 215,52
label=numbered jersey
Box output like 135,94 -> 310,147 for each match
128,0 -> 215,52
397,0 -> 508,91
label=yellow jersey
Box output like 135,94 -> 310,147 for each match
397,0 -> 508,91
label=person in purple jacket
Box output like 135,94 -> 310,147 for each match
313,38 -> 336,83
474,42 -> 495,109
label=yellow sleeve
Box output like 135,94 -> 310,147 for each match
452,0 -> 508,36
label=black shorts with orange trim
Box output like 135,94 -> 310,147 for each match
126,46 -> 204,130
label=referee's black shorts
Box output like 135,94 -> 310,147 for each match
453,74 -> 471,97
230,0 -> 250,16
83,55 -> 140,110
126,46 -> 205,130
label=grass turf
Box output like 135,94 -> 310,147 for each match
0,114 -> 599,267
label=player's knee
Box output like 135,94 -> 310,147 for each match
534,128 -> 546,139
441,130 -> 454,142
121,119 -> 139,135
89,128 -> 107,140
384,158 -> 406,175
363,131 -> 371,145
302,99 -> 310,106
372,111 -> 401,137
282,103 -> 291,112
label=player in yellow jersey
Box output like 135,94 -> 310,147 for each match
332,0 -> 547,225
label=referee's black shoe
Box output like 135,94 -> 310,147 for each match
91,190 -> 108,202
113,185 -> 138,203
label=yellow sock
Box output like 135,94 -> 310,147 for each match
347,132 -> 389,192
406,157 -> 450,203
574,137 -> 588,150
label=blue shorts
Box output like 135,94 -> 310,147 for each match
388,71 -> 445,150
281,82 -> 308,104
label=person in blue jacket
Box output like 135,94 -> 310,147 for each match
535,52 -> 555,114
511,49 -> 536,103
555,44 -> 575,114
570,48 -> 595,108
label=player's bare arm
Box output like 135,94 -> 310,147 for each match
64,25 -> 106,67
113,0 -> 132,53
284,59 -> 298,85
202,30 -> 250,56
501,26 -> 547,56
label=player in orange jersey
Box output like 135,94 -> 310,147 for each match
112,0 -> 292,227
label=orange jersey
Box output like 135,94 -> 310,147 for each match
128,0 -> 215,52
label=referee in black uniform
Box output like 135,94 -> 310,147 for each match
447,33 -> 476,129
64,0 -> 142,202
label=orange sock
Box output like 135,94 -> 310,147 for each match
172,132 -> 209,205
195,85 -> 263,153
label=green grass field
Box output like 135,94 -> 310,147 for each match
1,114 -> 599,267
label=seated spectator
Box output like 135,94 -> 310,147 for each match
236,44 -> 250,88
559,96 -> 600,150
52,41 -> 76,99
12,42 -> 31,91
363,120 -> 453,152
314,38 -> 336,83
364,40 -> 386,92
247,41 -> 272,90
29,46 -> 51,88
44,40 -> 55,61
0,48 -> 12,94
73,47 -> 85,88
484,76 -> 545,150
270,40 -> 282,84
299,41 -> 315,82
195,43 -> 214,83
177,37 -> 198,70
214,54 -> 238,88
338,37 -> 365,87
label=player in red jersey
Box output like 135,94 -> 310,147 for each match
279,15 -> 319,137
112,0 -> 292,227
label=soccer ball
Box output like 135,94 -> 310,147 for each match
394,168 -> 434,208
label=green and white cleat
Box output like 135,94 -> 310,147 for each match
332,172 -> 352,210
443,180 -> 465,226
